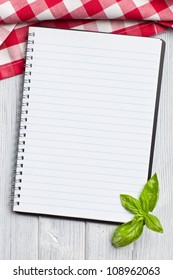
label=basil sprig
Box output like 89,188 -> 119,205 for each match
112,173 -> 163,248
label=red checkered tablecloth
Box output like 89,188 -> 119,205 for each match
0,0 -> 173,80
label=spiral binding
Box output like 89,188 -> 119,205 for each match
13,32 -> 35,207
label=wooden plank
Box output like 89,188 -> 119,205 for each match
133,30 -> 173,259
39,217 -> 85,259
86,223 -> 133,259
0,78 -> 13,259
10,213 -> 39,260
0,75 -> 39,259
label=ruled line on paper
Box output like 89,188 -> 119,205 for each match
35,42 -> 159,55
34,49 -> 158,63
31,80 -> 153,92
27,102 -> 153,114
24,151 -> 148,164
23,183 -> 140,194
23,178 -> 140,190
24,130 -> 150,143
25,139 -> 149,154
22,189 -> 117,198
33,58 -> 157,70
33,65 -> 156,78
22,181 -> 141,193
28,108 -> 152,121
24,158 -> 146,171
26,123 -> 151,136
22,173 -> 143,185
25,137 -> 149,151
32,72 -> 155,85
23,166 -> 144,179
19,202 -> 128,214
31,87 -> 154,99
25,144 -> 149,157
27,116 -> 151,129
29,94 -> 154,107
19,195 -> 119,206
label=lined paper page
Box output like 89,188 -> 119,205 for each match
14,27 -> 163,222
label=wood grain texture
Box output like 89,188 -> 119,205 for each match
0,76 -> 38,260
39,217 -> 85,259
85,223 -> 133,259
0,30 -> 173,260
0,78 -> 14,259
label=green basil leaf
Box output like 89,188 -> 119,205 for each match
145,214 -> 163,233
139,173 -> 159,213
132,214 -> 145,225
120,194 -> 143,215
112,218 -> 144,247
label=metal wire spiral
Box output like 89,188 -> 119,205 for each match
12,32 -> 35,207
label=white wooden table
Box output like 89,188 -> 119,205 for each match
0,30 -> 173,260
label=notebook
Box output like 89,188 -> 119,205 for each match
13,26 -> 165,223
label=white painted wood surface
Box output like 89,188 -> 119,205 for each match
0,30 -> 173,260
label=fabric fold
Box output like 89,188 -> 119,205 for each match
0,0 -> 173,80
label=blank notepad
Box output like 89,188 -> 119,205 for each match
13,27 -> 164,223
